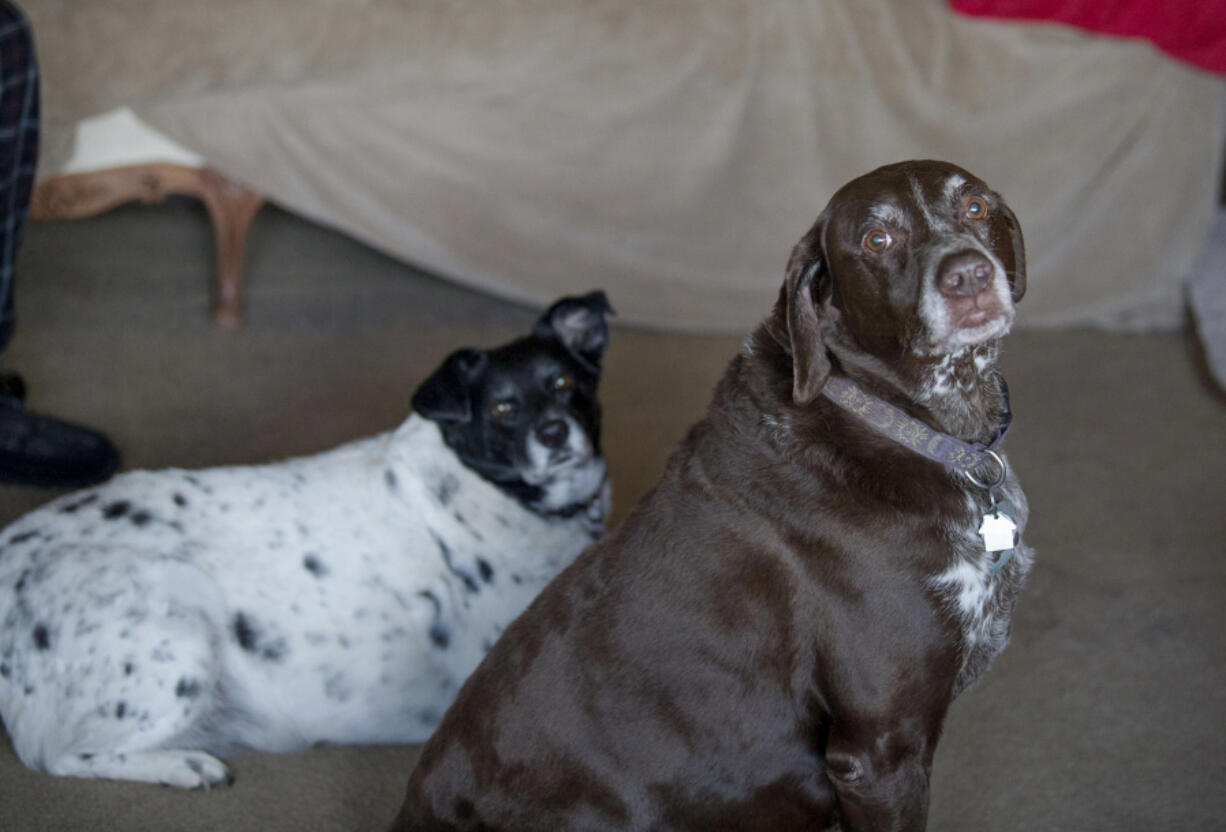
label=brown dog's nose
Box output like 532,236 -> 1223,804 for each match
937,251 -> 995,298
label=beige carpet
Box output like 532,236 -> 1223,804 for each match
1,201 -> 1224,831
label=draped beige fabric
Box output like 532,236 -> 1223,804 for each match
28,0 -> 1226,333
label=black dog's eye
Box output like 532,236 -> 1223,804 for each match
489,400 -> 517,420
963,196 -> 990,221
552,373 -> 574,392
863,228 -> 891,253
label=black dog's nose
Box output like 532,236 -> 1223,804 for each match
937,251 -> 995,298
536,419 -> 570,450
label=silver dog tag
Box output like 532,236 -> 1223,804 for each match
979,502 -> 1017,553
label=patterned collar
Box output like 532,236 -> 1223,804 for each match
820,375 -> 1012,481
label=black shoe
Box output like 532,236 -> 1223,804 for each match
0,381 -> 120,489
0,372 -> 25,401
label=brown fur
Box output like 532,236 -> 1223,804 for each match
390,160 -> 1033,832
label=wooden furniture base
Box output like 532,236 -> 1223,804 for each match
31,164 -> 265,327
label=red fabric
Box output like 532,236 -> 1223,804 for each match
950,0 -> 1226,76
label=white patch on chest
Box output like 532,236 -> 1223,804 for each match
921,348 -> 970,399
929,479 -> 1033,695
935,556 -> 993,624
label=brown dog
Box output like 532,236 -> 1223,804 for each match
390,160 -> 1034,831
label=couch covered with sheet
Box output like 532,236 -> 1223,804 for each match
25,0 -> 1226,333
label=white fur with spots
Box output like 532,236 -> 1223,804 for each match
0,415 -> 606,787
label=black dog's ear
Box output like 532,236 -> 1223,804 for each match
996,198 -> 1027,303
532,290 -> 616,373
782,220 -> 832,406
411,348 -> 489,422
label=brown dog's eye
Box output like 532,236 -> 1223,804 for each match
863,229 -> 891,253
490,400 -> 516,420
553,373 -> 574,392
964,197 -> 990,221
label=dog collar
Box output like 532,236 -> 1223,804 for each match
820,375 -> 1012,482
537,475 -> 609,523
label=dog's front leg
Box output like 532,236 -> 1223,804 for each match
822,722 -> 933,832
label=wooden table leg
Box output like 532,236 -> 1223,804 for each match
197,169 -> 264,327
32,163 -> 265,327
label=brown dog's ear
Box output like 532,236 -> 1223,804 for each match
997,199 -> 1026,302
783,221 -> 832,405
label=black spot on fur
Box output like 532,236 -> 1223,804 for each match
384,469 -> 399,492
232,613 -> 258,651
102,500 -> 131,520
7,530 -> 38,545
303,555 -> 329,578
32,624 -> 50,651
511,574 -> 523,585
79,753 -> 93,761
124,662 -> 135,676
477,558 -> 494,583
452,511 -> 486,543
173,493 -> 188,507
431,474 -> 460,506
417,590 -> 450,649
0,662 -> 9,678
429,626 -> 450,649
231,612 -> 287,662
429,530 -> 478,594
115,701 -> 127,719
175,678 -> 202,699
60,494 -> 98,514
130,510 -> 152,527
13,570 -> 29,593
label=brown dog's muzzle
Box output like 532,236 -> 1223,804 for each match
936,250 -> 995,299
936,249 -> 1007,330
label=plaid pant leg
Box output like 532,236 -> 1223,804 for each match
0,1 -> 39,355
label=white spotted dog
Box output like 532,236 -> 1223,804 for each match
0,291 -> 614,789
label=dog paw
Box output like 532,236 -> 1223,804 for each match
50,749 -> 235,788
163,754 -> 234,790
